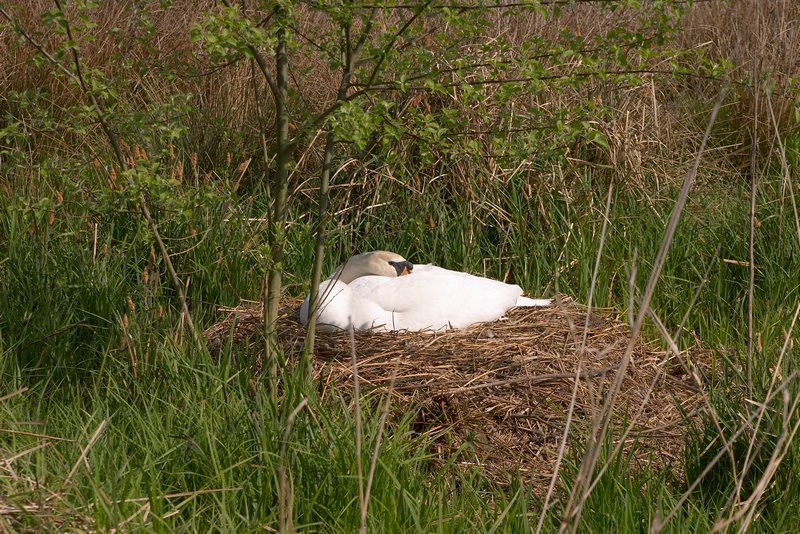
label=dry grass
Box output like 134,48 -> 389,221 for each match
205,298 -> 714,493
3,1 -> 797,194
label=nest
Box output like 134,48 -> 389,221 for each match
204,297 -> 712,491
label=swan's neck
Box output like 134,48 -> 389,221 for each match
330,263 -> 365,284
331,252 -> 401,283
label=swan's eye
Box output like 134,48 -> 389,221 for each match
388,260 -> 413,277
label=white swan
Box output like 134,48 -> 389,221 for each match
299,251 -> 551,332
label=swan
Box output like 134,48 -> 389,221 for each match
299,251 -> 551,332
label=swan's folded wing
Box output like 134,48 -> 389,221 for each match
356,267 -> 525,330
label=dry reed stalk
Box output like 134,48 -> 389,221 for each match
536,181 -> 613,534
349,326 -> 366,534
3,441 -> 51,466
732,300 -> 800,500
747,75 -> 759,395
58,419 -> 107,493
653,304 -> 800,531
560,88 -> 727,533
363,360 -> 400,531
278,398 -> 307,534
720,87 -> 800,521
647,302 -> 740,495
765,91 -> 800,249
733,394 -> 800,532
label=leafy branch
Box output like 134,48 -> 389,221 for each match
1,2 -> 203,351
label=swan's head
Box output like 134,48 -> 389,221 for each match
332,250 -> 413,283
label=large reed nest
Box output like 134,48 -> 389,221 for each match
204,297 -> 712,491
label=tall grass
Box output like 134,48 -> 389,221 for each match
3,151 -> 800,530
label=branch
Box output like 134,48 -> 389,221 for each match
354,68 -> 724,91
285,2 -> 429,145
364,32 -> 666,86
362,0 -> 433,91
349,0 -> 702,9
353,8 -> 377,54
218,0 -> 280,98
304,14 -> 362,361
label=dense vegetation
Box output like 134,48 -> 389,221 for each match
2,0 -> 799,531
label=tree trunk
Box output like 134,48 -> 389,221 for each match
303,24 -> 359,372
303,132 -> 335,368
265,25 -> 290,387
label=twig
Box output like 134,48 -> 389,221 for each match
218,0 -> 279,98
114,487 -> 240,504
443,363 -> 621,395
0,428 -> 73,442
0,387 -> 29,402
3,441 -> 52,465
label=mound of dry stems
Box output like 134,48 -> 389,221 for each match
205,297 -> 714,491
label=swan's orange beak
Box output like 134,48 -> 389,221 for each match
390,259 -> 414,277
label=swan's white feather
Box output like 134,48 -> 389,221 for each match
300,254 -> 551,332
515,296 -> 553,307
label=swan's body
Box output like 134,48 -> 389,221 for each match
300,251 -> 551,332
